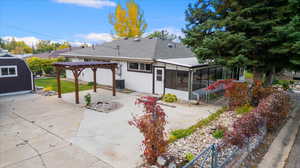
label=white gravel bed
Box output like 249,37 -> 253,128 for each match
167,110 -> 239,164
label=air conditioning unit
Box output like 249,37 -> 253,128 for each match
116,79 -> 125,89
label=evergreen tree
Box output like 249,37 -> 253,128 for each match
147,30 -> 177,41
183,0 -> 300,84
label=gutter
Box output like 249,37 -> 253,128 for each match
61,53 -> 155,63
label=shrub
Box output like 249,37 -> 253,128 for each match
255,92 -> 290,130
169,106 -> 228,142
223,111 -> 263,148
244,71 -> 253,79
84,93 -> 91,106
185,152 -> 195,162
43,86 -> 52,92
25,56 -> 65,75
212,129 -> 224,139
163,93 -> 177,103
252,80 -> 275,106
87,82 -> 94,86
223,92 -> 290,148
235,104 -> 254,115
129,96 -> 167,165
205,79 -> 249,109
273,80 -> 293,90
225,82 -> 249,109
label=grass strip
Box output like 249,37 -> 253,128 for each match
168,106 -> 228,143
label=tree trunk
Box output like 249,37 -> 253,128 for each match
253,68 -> 264,82
264,66 -> 275,87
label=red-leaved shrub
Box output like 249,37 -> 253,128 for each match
251,80 -> 275,106
255,92 -> 290,130
223,111 -> 263,148
129,96 -> 167,165
225,82 -> 249,109
205,79 -> 250,109
223,92 -> 290,148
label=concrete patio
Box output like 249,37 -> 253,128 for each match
0,89 -> 220,168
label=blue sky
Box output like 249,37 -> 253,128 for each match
0,0 -> 193,46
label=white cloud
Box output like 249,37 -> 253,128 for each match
2,36 -> 40,46
77,33 -> 113,43
53,0 -> 116,8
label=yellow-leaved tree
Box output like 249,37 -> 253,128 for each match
109,0 -> 147,38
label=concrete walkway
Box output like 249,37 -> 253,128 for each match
62,89 -> 219,168
0,94 -> 112,168
0,89 -> 220,168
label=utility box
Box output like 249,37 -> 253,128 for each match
116,79 -> 125,89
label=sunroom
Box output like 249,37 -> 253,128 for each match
154,57 -> 244,101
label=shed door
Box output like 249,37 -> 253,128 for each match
154,67 -> 164,95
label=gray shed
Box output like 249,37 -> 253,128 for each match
0,51 -> 34,96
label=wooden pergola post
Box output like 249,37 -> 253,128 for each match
92,68 -> 97,92
73,69 -> 80,104
56,68 -> 62,98
112,66 -> 116,96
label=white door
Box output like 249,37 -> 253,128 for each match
154,67 -> 164,94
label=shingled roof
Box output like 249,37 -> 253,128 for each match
30,47 -> 82,59
61,38 -> 195,60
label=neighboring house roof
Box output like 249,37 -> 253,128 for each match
61,38 -> 196,61
30,47 -> 82,59
0,53 -> 12,57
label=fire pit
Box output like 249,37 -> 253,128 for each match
86,101 -> 121,113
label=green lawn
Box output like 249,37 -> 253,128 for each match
35,77 -> 93,93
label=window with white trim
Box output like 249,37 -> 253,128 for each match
128,62 -> 152,73
0,66 -> 18,78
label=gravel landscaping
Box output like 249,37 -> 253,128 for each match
167,110 -> 239,165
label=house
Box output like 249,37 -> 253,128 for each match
28,47 -> 82,59
61,38 -> 243,100
0,50 -> 34,96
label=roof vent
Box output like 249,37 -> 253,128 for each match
134,37 -> 141,42
167,43 -> 174,48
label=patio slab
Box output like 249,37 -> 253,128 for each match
0,89 -> 220,168
62,89 -> 220,168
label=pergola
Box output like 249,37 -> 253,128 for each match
53,61 -> 118,104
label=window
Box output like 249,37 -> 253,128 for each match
156,70 -> 162,81
129,63 -> 139,70
128,62 -> 152,72
165,70 -> 188,91
0,66 -> 17,78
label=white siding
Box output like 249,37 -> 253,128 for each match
65,59 -> 153,93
